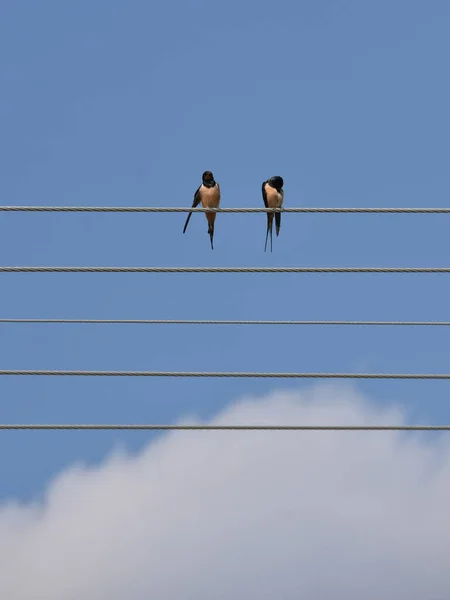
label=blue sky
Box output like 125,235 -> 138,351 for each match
1,0 -> 450,501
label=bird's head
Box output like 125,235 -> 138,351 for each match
202,171 -> 216,186
268,176 -> 284,191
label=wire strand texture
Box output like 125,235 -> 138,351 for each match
2,206 -> 450,213
1,266 -> 450,273
1,319 -> 450,326
0,370 -> 450,378
0,424 -> 448,430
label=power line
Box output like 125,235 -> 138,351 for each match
1,318 -> 450,326
0,370 -> 450,378
1,206 -> 450,214
0,424 -> 448,430
1,266 -> 450,274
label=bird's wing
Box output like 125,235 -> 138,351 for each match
183,185 -> 203,234
192,185 -> 202,207
261,181 -> 268,207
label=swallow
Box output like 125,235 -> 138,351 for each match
183,171 -> 221,249
262,175 -> 284,252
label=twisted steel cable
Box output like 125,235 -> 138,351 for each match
0,424 -> 448,430
0,370 -> 449,378
1,206 -> 450,213
1,266 -> 450,273
0,318 -> 449,325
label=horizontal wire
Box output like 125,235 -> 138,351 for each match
1,206 -> 450,213
1,318 -> 450,326
1,266 -> 450,273
0,370 -> 450,378
0,424 -> 448,430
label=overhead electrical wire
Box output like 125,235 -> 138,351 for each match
1,266 -> 450,273
2,203 -> 449,432
0,370 -> 450,378
1,205 -> 450,214
1,318 -> 450,326
0,424 -> 448,431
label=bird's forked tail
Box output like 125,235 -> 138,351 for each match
264,213 -> 274,252
183,211 -> 193,234
275,211 -> 281,237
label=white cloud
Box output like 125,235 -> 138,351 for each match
1,383 -> 450,599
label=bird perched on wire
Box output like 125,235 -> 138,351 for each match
183,171 -> 221,249
262,175 -> 284,252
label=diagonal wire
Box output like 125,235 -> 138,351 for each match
0,318 -> 450,326
0,424 -> 448,430
0,370 -> 450,378
1,266 -> 450,273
